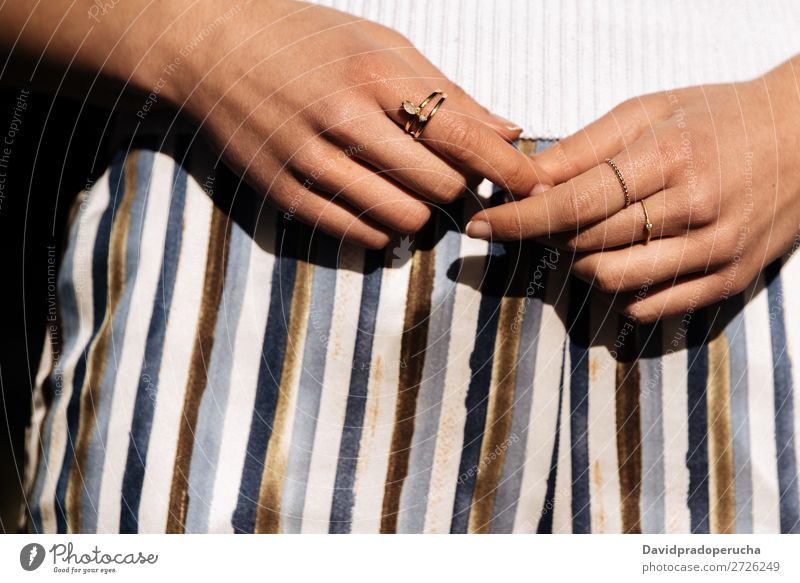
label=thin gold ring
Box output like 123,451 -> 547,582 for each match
403,90 -> 442,133
412,94 -> 447,139
605,158 -> 630,207
640,199 -> 653,244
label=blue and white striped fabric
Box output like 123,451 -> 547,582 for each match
21,135 -> 800,534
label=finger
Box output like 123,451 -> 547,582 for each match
365,25 -> 522,140
397,56 -> 523,140
292,142 -> 432,233
442,80 -> 522,141
325,114 -> 471,204
269,174 -> 392,248
534,94 -> 673,183
377,79 -> 551,195
570,236 -> 725,294
603,272 -> 728,323
467,131 -> 676,240
541,187 -> 692,251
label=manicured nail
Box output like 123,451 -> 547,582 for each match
531,183 -> 552,195
490,113 -> 522,132
466,220 -> 492,239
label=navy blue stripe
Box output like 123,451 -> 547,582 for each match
686,309 -> 710,533
118,143 -> 190,533
29,184 -> 86,533
537,347 -> 567,534
567,277 -> 591,533
328,248 -> 385,533
765,260 -> 800,533
450,210 -> 509,533
722,293 -> 754,533
230,219 -> 302,534
488,242 -> 552,532
53,151 -> 124,533
83,149 -> 156,533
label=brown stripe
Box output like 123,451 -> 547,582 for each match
379,221 -> 438,533
469,243 -> 529,534
707,318 -> 736,533
165,200 -> 231,533
66,152 -> 139,532
615,317 -> 642,534
517,139 -> 538,157
254,232 -> 315,534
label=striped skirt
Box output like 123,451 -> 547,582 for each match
23,134 -> 800,534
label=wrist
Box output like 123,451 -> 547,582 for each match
763,56 -> 800,142
98,2 -> 215,108
162,0 -> 305,114
46,1 -> 251,111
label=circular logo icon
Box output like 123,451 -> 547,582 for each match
19,543 -> 46,571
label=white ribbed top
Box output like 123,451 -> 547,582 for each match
316,0 -> 800,138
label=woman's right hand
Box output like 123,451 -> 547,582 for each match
156,0 -> 551,247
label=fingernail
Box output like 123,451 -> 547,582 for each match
466,220 -> 492,239
490,113 -> 522,132
531,183 -> 552,195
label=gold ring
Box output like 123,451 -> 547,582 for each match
402,90 -> 446,139
403,90 -> 441,132
605,158 -> 630,207
412,94 -> 446,139
640,199 -> 653,244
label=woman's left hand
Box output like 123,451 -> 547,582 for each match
466,56 -> 800,322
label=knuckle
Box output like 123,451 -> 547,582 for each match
654,129 -> 685,174
557,184 -> 590,227
619,301 -> 640,320
688,187 -> 721,225
392,203 -> 431,233
728,272 -> 750,296
534,141 -> 577,178
620,301 -> 657,323
361,231 -> 392,249
611,97 -> 640,118
407,169 -> 466,203
498,158 -> 531,193
709,227 -> 740,265
329,119 -> 364,147
314,96 -> 365,133
718,271 -> 745,298
565,229 -> 595,252
291,151 -> 327,183
369,22 -> 412,45
563,235 -> 581,252
315,106 -> 350,134
432,176 -> 466,203
705,272 -> 737,304
494,213 -> 524,239
438,116 -> 484,163
592,268 -> 620,295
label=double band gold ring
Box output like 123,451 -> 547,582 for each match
402,90 -> 447,139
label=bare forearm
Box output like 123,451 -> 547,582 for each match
0,1 -> 219,103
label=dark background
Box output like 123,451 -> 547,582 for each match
0,88 -> 111,532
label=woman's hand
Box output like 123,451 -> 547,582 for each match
1,0 -> 551,248
165,0 -> 552,247
467,56 -> 800,321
